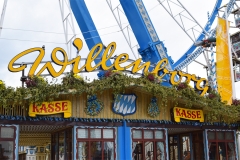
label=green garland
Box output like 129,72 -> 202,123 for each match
0,73 -> 240,123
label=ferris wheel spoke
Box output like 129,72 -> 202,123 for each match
173,0 -> 240,71
59,0 -> 77,60
106,0 -> 139,60
157,0 -> 210,43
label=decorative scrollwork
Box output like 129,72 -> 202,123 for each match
147,97 -> 160,117
85,95 -> 103,116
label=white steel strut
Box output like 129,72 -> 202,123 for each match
106,0 -> 139,59
0,0 -> 8,37
59,0 -> 77,60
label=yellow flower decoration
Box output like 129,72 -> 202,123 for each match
37,76 -> 45,82
0,80 -> 5,90
73,74 -> 83,80
112,70 -> 118,73
28,74 -> 33,78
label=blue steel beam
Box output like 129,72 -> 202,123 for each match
119,0 -> 174,72
70,0 -> 111,66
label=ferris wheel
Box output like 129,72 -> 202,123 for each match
71,0 -> 239,87
0,0 -> 239,88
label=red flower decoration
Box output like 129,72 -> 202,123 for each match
104,70 -> 112,77
147,74 -> 155,81
208,93 -> 216,99
177,82 -> 188,90
232,99 -> 240,106
25,79 -> 37,88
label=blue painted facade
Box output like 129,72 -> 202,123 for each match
117,121 -> 132,160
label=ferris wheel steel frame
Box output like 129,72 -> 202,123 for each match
106,0 -> 238,73
157,0 -> 210,43
65,0 -> 236,75
105,0 -> 229,71
174,0 -> 236,71
59,0 -> 77,60
106,0 -> 139,60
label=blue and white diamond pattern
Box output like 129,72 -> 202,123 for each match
112,94 -> 137,116
135,0 -> 159,43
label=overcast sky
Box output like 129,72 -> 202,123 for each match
0,0 -> 239,98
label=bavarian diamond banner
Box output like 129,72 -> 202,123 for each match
112,94 -> 137,116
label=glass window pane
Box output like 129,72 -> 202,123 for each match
78,142 -> 88,160
145,141 -> 154,160
169,137 -> 173,144
77,129 -> 88,138
169,146 -> 174,159
219,142 -> 227,159
103,129 -> 113,139
226,131 -> 233,140
155,130 -> 163,139
144,130 -> 153,139
156,142 -> 165,160
132,142 -> 143,159
90,129 -> 101,138
209,142 -> 217,160
90,141 -> 102,159
54,134 -> 59,159
182,136 -> 191,159
0,141 -> 14,160
132,130 -> 142,139
227,142 -> 235,159
1,127 -> 14,138
173,136 -> 178,143
59,132 -> 65,160
208,132 -> 215,140
217,132 -> 224,140
104,142 -> 114,160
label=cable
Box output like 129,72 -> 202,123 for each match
84,30 -> 121,41
0,37 -> 65,44
2,28 -> 66,35
2,23 -> 127,36
0,29 -> 122,44
148,4 -> 160,12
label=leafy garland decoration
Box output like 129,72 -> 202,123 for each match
147,97 -> 160,117
85,95 -> 104,116
0,71 -> 240,123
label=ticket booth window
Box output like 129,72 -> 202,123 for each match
169,131 -> 204,160
0,126 -> 17,160
132,129 -> 166,160
76,128 -> 115,160
207,130 -> 236,160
